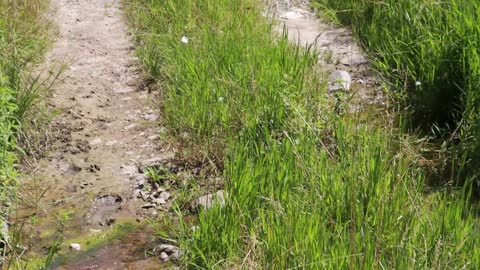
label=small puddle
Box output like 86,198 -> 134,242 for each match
48,224 -> 162,270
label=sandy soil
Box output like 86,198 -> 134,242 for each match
17,0 -> 169,268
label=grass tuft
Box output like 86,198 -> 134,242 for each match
313,0 -> 480,182
125,0 -> 480,268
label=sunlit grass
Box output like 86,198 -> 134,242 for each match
314,0 -> 480,181
125,0 -> 480,268
0,0 -> 52,265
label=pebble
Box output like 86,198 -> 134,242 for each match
158,191 -> 171,201
328,70 -> 351,91
124,123 -> 137,130
144,114 -> 158,122
148,135 -> 159,140
70,243 -> 81,251
160,252 -> 169,261
141,203 -> 156,209
121,165 -> 137,176
105,140 -> 118,146
191,190 -> 227,211
89,138 -> 103,145
153,198 -> 167,205
339,54 -> 368,66
133,189 -> 142,199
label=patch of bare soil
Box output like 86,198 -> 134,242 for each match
15,0 -> 172,267
267,0 -> 388,116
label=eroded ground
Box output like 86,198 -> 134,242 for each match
16,0 -> 170,267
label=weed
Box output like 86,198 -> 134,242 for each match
125,0 -> 480,268
0,0 -> 53,267
314,0 -> 480,182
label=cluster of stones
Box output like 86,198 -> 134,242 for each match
132,173 -> 171,212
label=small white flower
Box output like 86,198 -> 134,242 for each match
217,97 -> 224,103
181,36 -> 189,44
415,81 -> 422,87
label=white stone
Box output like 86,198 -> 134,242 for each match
89,138 -> 103,145
192,190 -> 227,211
105,140 -> 118,146
124,123 -> 137,130
160,251 -> 169,261
148,135 -> 159,140
70,243 -> 81,251
339,54 -> 368,66
121,165 -> 137,176
328,70 -> 351,91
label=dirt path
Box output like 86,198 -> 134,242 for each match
17,0 -> 170,267
13,0 -> 388,268
269,0 -> 386,114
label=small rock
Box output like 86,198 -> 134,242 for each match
191,190 -> 227,211
141,191 -> 151,201
158,191 -> 171,201
142,156 -> 168,167
134,174 -> 147,187
124,123 -> 137,130
89,138 -> 103,145
153,198 -> 166,205
157,244 -> 182,259
160,251 -> 169,261
99,218 -> 116,227
70,243 -> 81,251
339,54 -> 368,66
121,165 -> 138,176
141,203 -> 156,209
328,70 -> 351,91
280,8 -> 306,20
105,140 -> 118,146
159,244 -> 178,253
144,114 -> 158,122
133,189 -> 142,199
148,135 -> 159,140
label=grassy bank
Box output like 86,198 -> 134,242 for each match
0,0 -> 52,263
125,0 -> 480,268
314,0 -> 480,180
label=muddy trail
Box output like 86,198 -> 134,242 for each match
16,0 -> 169,268
13,0 -> 385,269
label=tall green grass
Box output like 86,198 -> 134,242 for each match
125,0 -> 480,268
314,0 -> 480,180
0,0 -> 52,260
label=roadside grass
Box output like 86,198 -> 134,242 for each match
313,0 -> 480,182
125,0 -> 480,268
0,0 -> 52,266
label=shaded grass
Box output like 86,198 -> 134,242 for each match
313,0 -> 480,182
125,0 -> 480,268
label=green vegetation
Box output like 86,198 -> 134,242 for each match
314,0 -> 480,179
0,0 -> 52,261
126,0 -> 480,268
